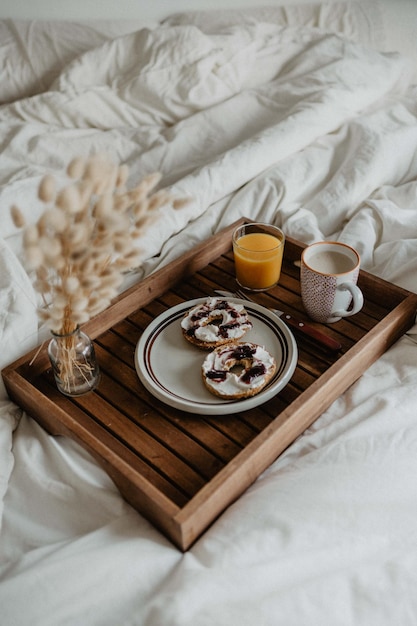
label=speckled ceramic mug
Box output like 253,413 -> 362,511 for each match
300,241 -> 364,323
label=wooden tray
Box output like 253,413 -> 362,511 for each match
3,219 -> 417,551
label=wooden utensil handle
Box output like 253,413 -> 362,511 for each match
280,313 -> 342,352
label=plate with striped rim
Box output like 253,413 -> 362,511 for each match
135,297 -> 298,415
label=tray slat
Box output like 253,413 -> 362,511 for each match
3,219 -> 417,550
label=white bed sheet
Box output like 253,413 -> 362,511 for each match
1,3 -> 417,625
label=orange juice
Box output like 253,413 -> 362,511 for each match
233,231 -> 284,290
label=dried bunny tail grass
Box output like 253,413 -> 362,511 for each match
113,234 -> 133,254
129,191 -> 169,222
63,276 -> 80,295
53,292 -> 69,310
37,308 -> 51,322
91,232 -> 114,253
134,213 -> 159,233
46,319 -> 66,334
141,171 -> 162,192
71,310 -> 90,325
87,291 -> 115,315
116,164 -> 129,188
36,265 -> 49,281
93,193 -> 114,219
97,211 -> 130,235
38,208 -> 68,234
38,174 -> 56,203
70,294 -> 89,312
102,163 -> 119,194
67,156 -> 87,180
113,194 -> 131,213
80,274 -> 102,290
77,256 -> 96,275
46,305 -> 66,330
55,185 -> 82,214
23,225 -> 39,247
128,172 -> 162,203
77,179 -> 94,208
10,204 -> 26,228
114,249 -> 144,270
25,245 -> 44,270
173,196 -> 192,210
147,190 -> 172,212
93,170 -> 118,196
97,270 -> 124,290
82,154 -> 104,181
130,198 -> 147,218
82,154 -> 118,195
65,222 -> 91,248
38,235 -> 62,262
11,152 -> 191,337
34,277 -> 51,293
96,286 -> 118,301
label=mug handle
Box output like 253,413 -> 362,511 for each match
333,282 -> 364,318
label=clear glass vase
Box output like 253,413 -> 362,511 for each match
48,326 -> 100,396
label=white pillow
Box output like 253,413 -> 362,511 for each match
163,1 -> 386,48
164,0 -> 417,78
0,19 -> 157,104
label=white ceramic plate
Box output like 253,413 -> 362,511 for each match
135,297 -> 298,415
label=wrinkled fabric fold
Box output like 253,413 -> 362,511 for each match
1,8 -> 417,625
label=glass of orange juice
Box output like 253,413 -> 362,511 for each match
232,222 -> 285,291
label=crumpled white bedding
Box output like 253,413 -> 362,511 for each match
1,4 -> 417,625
